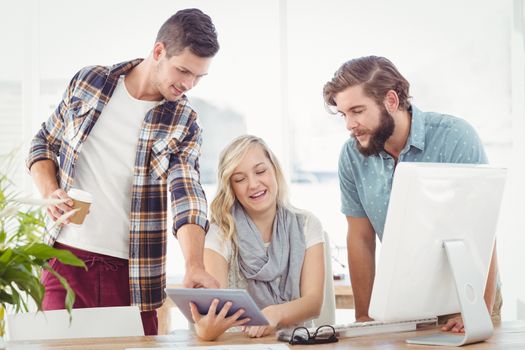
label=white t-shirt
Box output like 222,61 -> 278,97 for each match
57,76 -> 158,258
204,210 -> 325,289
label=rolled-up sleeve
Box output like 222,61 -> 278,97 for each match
26,99 -> 67,171
26,72 -> 78,171
168,116 -> 209,236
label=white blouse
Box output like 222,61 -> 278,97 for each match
204,210 -> 325,289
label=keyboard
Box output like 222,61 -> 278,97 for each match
276,317 -> 438,341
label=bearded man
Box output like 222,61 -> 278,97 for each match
323,56 -> 501,332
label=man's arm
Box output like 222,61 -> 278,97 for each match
177,224 -> 219,288
346,215 -> 376,321
166,108 -> 218,288
26,69 -> 84,173
30,160 -> 59,198
484,244 -> 498,313
26,69 -> 88,223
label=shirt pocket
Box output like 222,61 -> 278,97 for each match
150,137 -> 180,181
63,99 -> 94,146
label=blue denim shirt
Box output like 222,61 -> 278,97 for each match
338,105 -> 488,240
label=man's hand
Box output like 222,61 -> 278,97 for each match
442,315 -> 465,333
183,264 -> 219,289
30,159 -> 72,225
356,315 -> 374,322
45,188 -> 74,224
178,224 -> 220,289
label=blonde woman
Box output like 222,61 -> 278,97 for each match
189,135 -> 326,341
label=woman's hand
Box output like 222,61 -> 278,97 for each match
190,299 -> 251,341
243,304 -> 282,338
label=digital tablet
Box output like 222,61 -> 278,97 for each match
166,288 -> 269,326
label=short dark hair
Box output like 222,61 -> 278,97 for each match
156,8 -> 219,58
323,56 -> 411,111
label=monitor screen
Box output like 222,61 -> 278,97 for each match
369,162 -> 507,322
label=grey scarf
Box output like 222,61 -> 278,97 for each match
233,202 -> 306,309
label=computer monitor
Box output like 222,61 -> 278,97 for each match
368,162 -> 507,346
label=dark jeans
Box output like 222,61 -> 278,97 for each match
41,242 -> 158,335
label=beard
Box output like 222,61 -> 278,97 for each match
355,106 -> 395,157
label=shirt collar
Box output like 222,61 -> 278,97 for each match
378,105 -> 425,158
407,105 -> 425,152
108,59 -> 143,76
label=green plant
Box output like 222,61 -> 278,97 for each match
0,151 -> 85,335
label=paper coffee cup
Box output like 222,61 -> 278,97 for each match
67,188 -> 93,225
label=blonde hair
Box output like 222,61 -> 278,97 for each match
210,135 -> 289,244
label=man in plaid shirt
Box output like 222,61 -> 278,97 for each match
26,9 -> 219,335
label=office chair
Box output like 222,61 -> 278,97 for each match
312,231 -> 336,327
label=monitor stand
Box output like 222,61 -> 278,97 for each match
406,239 -> 494,346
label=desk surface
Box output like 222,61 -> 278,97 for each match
7,321 -> 525,350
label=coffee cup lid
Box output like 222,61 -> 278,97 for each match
68,188 -> 93,203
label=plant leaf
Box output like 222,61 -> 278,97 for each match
10,197 -> 68,207
12,275 -> 44,310
0,249 -> 13,266
0,206 -> 18,219
21,243 -> 86,268
42,264 -> 76,320
0,290 -> 14,305
0,156 -> 80,320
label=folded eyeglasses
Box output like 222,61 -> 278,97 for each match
289,325 -> 338,345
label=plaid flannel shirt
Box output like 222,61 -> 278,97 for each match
26,59 -> 209,311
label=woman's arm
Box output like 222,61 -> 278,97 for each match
203,249 -> 229,288
245,242 -> 325,337
191,248 -> 250,341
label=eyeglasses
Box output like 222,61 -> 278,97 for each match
289,325 -> 339,345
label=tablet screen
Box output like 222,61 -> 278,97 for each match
166,288 -> 269,326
